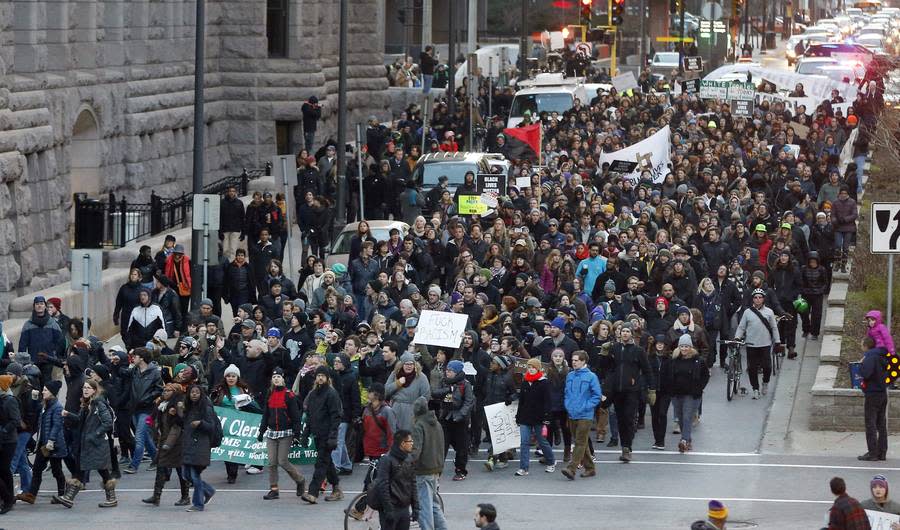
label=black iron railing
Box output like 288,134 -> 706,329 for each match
73,165 -> 270,249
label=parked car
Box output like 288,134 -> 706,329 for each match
325,220 -> 410,268
411,151 -> 510,198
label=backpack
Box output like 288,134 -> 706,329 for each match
210,408 -> 224,448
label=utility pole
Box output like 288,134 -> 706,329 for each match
679,0 -> 686,75
467,0 -> 477,55
422,0 -> 432,46
336,0 -> 348,225
519,0 -> 528,81
449,0 -> 456,115
761,0 -> 768,52
639,0 -> 646,68
190,0 -> 206,311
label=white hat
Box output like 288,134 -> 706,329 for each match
224,364 -> 241,378
153,329 -> 168,342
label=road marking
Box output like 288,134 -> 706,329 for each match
75,488 -> 832,505
462,457 -> 900,472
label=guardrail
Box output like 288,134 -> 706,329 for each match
73,165 -> 271,249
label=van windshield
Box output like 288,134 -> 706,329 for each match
509,92 -> 573,118
418,162 -> 476,189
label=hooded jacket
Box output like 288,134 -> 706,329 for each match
362,401 -> 398,458
860,346 -> 889,393
126,299 -> 165,349
411,396 -> 445,475
867,310 -> 895,354
374,443 -> 419,515
334,356 -> 363,423
432,371 -> 474,423
18,311 -> 65,365
669,347 -> 710,398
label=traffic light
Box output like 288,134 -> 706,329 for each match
581,0 -> 593,26
670,0 -> 681,14
733,0 -> 743,20
611,0 -> 624,26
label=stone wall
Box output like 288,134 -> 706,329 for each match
0,0 -> 389,320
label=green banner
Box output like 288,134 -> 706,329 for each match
211,406 -> 317,466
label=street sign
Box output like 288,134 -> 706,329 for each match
701,1 -> 724,20
871,203 -> 900,254
71,249 -> 103,292
575,42 -> 592,57
683,56 -> 704,72
272,155 -> 298,187
192,194 -> 221,231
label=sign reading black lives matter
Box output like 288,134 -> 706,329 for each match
477,173 -> 507,195
871,203 -> 900,254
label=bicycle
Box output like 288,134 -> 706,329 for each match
721,339 -> 746,401
771,315 -> 792,376
344,459 -> 445,530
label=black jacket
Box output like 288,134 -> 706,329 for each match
0,393 -> 21,445
334,364 -> 362,423
302,383 -> 342,443
800,264 -> 830,296
482,370 -> 517,406
223,261 -> 257,304
152,288 -> 183,335
375,444 -> 419,515
599,342 -> 655,395
515,375 -> 551,426
219,195 -> 246,234
669,353 -> 710,398
259,387 -> 302,436
130,364 -> 163,414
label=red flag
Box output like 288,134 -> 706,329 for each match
502,124 -> 541,161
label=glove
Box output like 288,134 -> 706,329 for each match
648,390 -> 657,407
504,399 -> 512,406
46,440 -> 55,451
257,433 -> 264,442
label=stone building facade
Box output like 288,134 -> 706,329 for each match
0,0 -> 389,318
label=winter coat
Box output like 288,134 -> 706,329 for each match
516,375 -> 551,426
0,393 -> 21,445
349,257 -> 380,296
302,383 -> 342,443
411,397 -> 444,475
735,304 -> 780,347
18,313 -> 65,365
334,365 -> 363,424
126,304 -> 165,350
374,445 -> 419,515
152,288 -> 183,336
599,342 -> 655,395
564,366 -> 602,420
181,398 -> 216,468
800,263 -> 830,297
432,372 -> 475,423
860,346 -> 889,394
259,387 -> 302,436
362,403 -> 397,458
130,364 -> 163,414
831,196 -> 858,232
771,263 -> 801,305
220,195 -> 246,233
866,310 -> 895,353
38,399 -> 67,458
482,369 -> 517,407
669,349 -> 710,398
385,369 -> 431,431
114,281 -> 143,331
223,261 -> 257,304
73,398 -> 114,470
154,396 -> 185,469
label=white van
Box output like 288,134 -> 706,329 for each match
507,73 -> 591,128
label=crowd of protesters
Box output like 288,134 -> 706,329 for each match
0,37 -> 893,527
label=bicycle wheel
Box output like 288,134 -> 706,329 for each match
345,492 -> 381,530
726,352 -> 735,402
436,491 -> 445,511
735,351 -> 743,396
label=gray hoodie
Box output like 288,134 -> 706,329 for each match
411,397 -> 445,475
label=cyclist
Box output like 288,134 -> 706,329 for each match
734,288 -> 781,399
347,383 -> 397,521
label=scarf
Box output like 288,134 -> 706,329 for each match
525,371 -> 544,382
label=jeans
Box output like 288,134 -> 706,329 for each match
519,424 -> 554,472
184,465 -> 214,509
423,74 -> 434,94
131,412 -> 157,469
671,395 -> 700,443
854,154 -> 867,194
11,432 -> 32,493
566,419 -> 594,474
415,474 -> 449,530
608,405 -> 619,439
331,422 -> 352,472
304,131 -> 316,152
835,231 -> 853,255
865,391 -> 888,458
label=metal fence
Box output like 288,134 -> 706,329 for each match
73,165 -> 270,249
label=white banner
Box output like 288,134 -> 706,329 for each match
599,125 -> 671,184
411,310 -> 469,349
484,402 -> 520,453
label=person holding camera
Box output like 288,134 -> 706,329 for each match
301,96 -> 321,152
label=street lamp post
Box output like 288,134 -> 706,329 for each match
190,0 -> 206,310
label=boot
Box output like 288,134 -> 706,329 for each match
98,479 -> 118,508
324,487 -> 344,502
15,492 -> 35,504
142,475 -> 165,506
53,479 -> 83,509
175,478 -> 191,506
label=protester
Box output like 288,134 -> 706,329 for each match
827,476 -> 871,530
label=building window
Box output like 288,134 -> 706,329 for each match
267,0 -> 288,58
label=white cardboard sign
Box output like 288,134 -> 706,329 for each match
484,402 -> 520,453
411,310 -> 469,349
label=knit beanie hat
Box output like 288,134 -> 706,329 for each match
224,364 -> 241,378
551,317 -> 567,330
447,360 -> 464,374
678,334 -> 694,348
45,380 -> 63,397
5,363 -> 22,378
872,474 -> 889,493
707,500 -> 728,520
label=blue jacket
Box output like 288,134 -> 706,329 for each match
38,399 -> 67,458
575,255 -> 608,296
349,256 -> 380,296
860,346 -> 889,393
18,314 -> 65,364
564,366 -> 602,420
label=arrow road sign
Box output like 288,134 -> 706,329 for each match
871,202 -> 900,254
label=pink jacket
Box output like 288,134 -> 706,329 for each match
866,310 -> 895,353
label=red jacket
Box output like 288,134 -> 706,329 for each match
361,404 -> 397,458
164,254 -> 192,296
